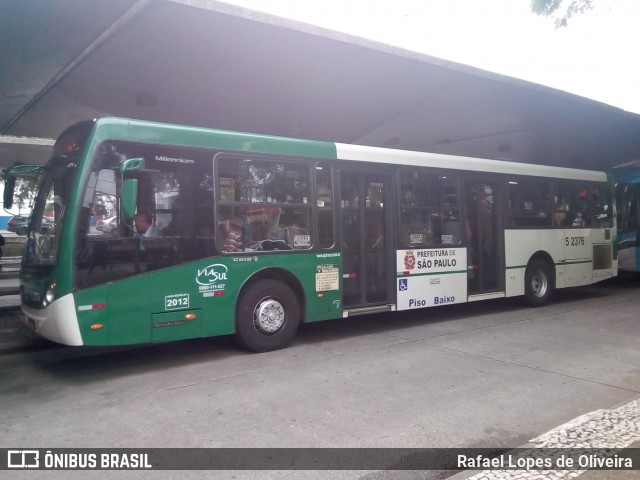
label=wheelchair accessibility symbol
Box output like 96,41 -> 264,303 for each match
398,279 -> 408,291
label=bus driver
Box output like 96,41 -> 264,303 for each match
134,213 -> 162,238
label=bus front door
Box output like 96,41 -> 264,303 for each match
465,181 -> 501,295
340,173 -> 389,308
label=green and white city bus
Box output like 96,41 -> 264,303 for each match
7,117 -> 617,351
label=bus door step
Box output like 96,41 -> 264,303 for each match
344,304 -> 395,317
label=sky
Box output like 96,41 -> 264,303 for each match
223,0 -> 640,114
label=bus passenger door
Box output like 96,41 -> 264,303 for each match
465,181 -> 501,295
340,173 -> 390,308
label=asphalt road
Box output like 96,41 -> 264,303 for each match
1,275 -> 640,479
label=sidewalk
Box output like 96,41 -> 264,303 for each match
448,442 -> 640,480
448,397 -> 640,480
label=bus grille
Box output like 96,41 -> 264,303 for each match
593,244 -> 612,270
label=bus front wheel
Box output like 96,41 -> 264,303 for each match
524,259 -> 554,307
236,280 -> 300,352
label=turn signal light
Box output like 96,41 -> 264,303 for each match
184,313 -> 197,321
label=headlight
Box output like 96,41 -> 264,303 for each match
43,280 -> 57,307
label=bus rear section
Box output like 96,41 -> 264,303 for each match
391,172 -> 616,313
503,177 -> 616,304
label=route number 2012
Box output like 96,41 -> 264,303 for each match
565,236 -> 585,247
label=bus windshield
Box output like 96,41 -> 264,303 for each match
24,157 -> 77,267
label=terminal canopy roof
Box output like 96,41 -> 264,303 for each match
1,0 -> 639,171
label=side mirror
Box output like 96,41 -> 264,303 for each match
120,157 -> 145,174
3,175 -> 16,209
119,158 -> 144,222
121,179 -> 138,222
3,164 -> 45,212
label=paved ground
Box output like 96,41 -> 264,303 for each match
0,255 -> 20,300
1,229 -> 22,298
1,274 -> 639,479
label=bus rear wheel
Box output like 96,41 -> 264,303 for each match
236,279 -> 300,352
524,259 -> 554,307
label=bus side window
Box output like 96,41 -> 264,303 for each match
399,171 -> 459,246
216,157 -> 313,252
591,185 -> 613,228
508,179 -> 552,227
554,181 -> 591,228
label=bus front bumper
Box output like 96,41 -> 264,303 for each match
22,294 -> 84,346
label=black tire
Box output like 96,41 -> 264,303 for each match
524,259 -> 554,307
16,227 -> 27,236
236,279 -> 301,352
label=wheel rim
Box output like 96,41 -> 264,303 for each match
253,297 -> 286,334
531,270 -> 548,298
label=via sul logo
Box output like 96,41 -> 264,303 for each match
196,264 -> 228,286
404,250 -> 415,270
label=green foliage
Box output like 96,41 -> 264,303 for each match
531,0 -> 594,28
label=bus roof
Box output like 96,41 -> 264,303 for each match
93,117 -> 608,183
336,143 -> 608,182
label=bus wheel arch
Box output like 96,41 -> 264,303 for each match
235,269 -> 304,352
524,253 -> 555,307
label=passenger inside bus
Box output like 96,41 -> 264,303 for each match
134,212 -> 162,238
554,195 -> 569,226
218,218 -> 243,252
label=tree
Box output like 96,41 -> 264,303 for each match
531,0 -> 594,28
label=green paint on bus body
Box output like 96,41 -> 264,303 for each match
74,252 -> 343,346
42,117 -> 341,346
95,117 -> 338,161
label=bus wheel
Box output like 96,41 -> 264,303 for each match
524,259 -> 553,307
236,280 -> 300,352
